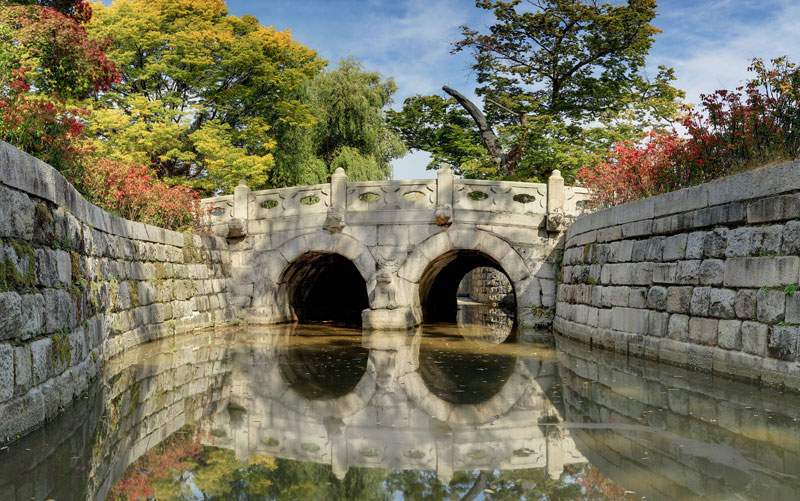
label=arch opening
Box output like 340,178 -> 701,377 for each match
419,250 -> 517,327
281,251 -> 369,327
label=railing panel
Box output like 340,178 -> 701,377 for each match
250,184 -> 330,220
454,180 -> 548,215
346,180 -> 437,213
200,195 -> 234,225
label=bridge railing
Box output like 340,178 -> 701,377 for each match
200,166 -> 588,233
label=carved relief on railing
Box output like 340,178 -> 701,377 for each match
250,184 -> 330,219
454,180 -> 548,215
564,187 -> 590,216
200,195 -> 234,225
346,180 -> 436,212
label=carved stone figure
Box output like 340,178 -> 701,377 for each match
325,207 -> 345,233
373,259 -> 399,309
435,203 -> 452,226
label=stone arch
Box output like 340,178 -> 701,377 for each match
270,231 -> 377,325
399,228 -> 530,324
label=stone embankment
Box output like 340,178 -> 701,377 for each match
556,159 -> 800,387
0,142 -> 234,443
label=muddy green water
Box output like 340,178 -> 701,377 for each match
1,305 -> 800,500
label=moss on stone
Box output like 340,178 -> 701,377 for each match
154,262 -> 168,280
70,250 -> 85,286
2,240 -> 36,291
51,331 -> 72,369
128,280 -> 139,307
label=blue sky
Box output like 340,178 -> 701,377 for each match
227,0 -> 800,180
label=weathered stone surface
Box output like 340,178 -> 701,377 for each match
666,287 -> 693,314
685,231 -> 706,259
690,287 -> 711,316
628,287 -> 647,308
734,289 -> 757,320
0,292 -> 23,341
699,259 -> 724,285
785,293 -> 800,324
13,345 -> 31,396
611,307 -> 649,334
667,314 -> 689,341
741,321 -> 768,356
708,288 -> 736,319
717,319 -> 741,350
647,286 -> 668,310
688,317 -> 718,346
756,289 -> 785,324
748,193 -> 800,223
662,234 -> 687,261
0,344 -> 12,401
30,338 -> 51,385
768,326 -> 799,361
648,311 -> 669,338
724,257 -> 800,288
703,228 -> 729,258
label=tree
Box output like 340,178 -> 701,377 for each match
85,0 -> 326,195
4,1 -> 93,23
269,58 -> 407,186
388,0 -> 684,182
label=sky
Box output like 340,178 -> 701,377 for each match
224,0 -> 800,180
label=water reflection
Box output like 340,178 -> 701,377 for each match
1,321 -> 799,499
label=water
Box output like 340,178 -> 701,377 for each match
1,304 -> 800,500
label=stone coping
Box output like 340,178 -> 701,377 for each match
0,141 -> 225,249
567,159 -> 800,241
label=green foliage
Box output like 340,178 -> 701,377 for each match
270,58 -> 407,186
388,0 -> 684,182
85,0 -> 326,195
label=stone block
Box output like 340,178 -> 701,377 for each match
748,193 -> 800,223
690,287 -> 711,316
13,345 -> 31,396
668,314 -> 689,341
725,227 -> 752,258
648,311 -> 670,338
600,286 -> 629,307
741,321 -> 768,356
666,287 -> 693,314
688,317 -> 718,346
652,263 -> 677,284
30,338 -> 51,385
630,262 -> 653,285
647,286 -> 668,310
686,231 -> 706,259
0,184 -> 35,241
598,309 -> 612,328
694,202 -> 745,228
611,307 -> 649,334
734,289 -> 757,320
724,257 -> 800,288
628,287 -> 647,308
699,259 -> 724,285
782,220 -> 800,255
756,289 -> 785,323
785,293 -> 800,324
612,240 -> 634,262
749,226 -> 782,256
663,234 -> 687,261
42,289 -> 71,333
708,288 -> 736,319
768,326 -> 800,361
0,343 -> 12,401
631,240 -> 649,262
0,292 -> 23,341
703,228 -> 728,258
717,320 -> 742,350
676,260 -> 701,284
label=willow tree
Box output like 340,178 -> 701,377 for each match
85,0 -> 326,195
388,0 -> 684,182
270,58 -> 407,186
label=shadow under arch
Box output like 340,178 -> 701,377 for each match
419,249 -> 518,324
279,251 -> 369,326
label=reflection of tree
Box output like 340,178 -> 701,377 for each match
566,464 -> 636,501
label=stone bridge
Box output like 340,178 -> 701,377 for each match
201,166 -> 588,329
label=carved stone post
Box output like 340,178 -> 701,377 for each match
326,167 -> 347,233
435,164 -> 454,226
229,179 -> 250,237
546,169 -> 565,232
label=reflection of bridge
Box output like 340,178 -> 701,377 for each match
201,167 -> 587,329
201,325 -> 586,482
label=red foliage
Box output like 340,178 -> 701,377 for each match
580,57 -> 800,207
107,433 -> 202,501
577,130 -> 685,207
0,68 -> 88,176
0,5 -> 118,98
6,1 -> 93,23
79,158 -> 207,231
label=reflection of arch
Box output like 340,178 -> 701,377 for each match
280,252 -> 368,325
418,342 -> 516,404
419,249 -> 517,323
278,338 -> 369,400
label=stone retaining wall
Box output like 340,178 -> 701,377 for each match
556,159 -> 800,388
0,142 -> 233,444
468,267 -> 514,305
